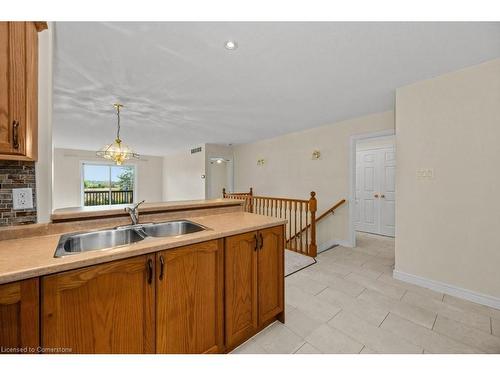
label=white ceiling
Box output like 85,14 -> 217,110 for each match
53,22 -> 500,156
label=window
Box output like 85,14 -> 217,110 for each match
82,163 -> 136,206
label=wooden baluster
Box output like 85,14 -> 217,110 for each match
306,202 -> 309,253
249,187 -> 253,213
292,201 -> 297,251
308,192 -> 317,257
283,201 -> 287,247
288,200 -> 292,250
299,201 -> 303,253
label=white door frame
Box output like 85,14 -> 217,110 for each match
348,129 -> 395,248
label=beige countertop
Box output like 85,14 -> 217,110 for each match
51,199 -> 243,222
0,212 -> 286,285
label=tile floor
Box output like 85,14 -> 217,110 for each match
231,232 -> 500,354
285,249 -> 316,276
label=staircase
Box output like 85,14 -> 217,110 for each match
223,187 -> 346,258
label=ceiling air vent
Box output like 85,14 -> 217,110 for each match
190,147 -> 202,154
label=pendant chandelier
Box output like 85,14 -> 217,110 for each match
96,103 -> 139,165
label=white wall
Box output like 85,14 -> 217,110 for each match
35,24 -> 53,223
395,58 -> 500,301
233,111 -> 395,247
53,148 -> 163,209
205,143 -> 234,198
162,147 -> 206,201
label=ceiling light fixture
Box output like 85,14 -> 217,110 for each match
224,40 -> 238,50
96,103 -> 139,165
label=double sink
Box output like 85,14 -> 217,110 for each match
54,220 -> 207,258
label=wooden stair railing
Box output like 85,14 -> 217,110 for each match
222,187 -> 253,212
288,198 -> 347,248
223,188 -> 318,257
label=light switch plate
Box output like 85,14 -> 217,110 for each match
416,168 -> 435,180
12,188 -> 34,210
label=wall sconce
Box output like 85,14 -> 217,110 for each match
257,158 -> 265,166
312,150 -> 321,160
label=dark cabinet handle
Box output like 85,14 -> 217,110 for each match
12,121 -> 19,149
159,255 -> 165,280
254,233 -> 258,251
147,258 -> 153,284
260,233 -> 264,250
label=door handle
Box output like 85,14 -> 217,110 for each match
159,255 -> 165,280
12,120 -> 19,149
147,258 -> 153,284
259,233 -> 264,250
254,233 -> 259,251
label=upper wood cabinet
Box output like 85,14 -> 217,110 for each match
155,240 -> 224,354
0,21 -> 45,161
224,225 -> 284,350
42,255 -> 155,354
0,278 -> 39,353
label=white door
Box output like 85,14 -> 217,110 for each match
379,148 -> 396,236
354,149 -> 380,234
354,146 -> 396,237
207,160 -> 228,199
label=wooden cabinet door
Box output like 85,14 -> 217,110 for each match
258,226 -> 284,325
0,22 -> 38,159
42,255 -> 155,354
0,278 -> 39,352
224,231 -> 258,350
156,240 -> 224,354
0,22 -> 15,154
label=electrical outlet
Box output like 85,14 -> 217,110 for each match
12,188 -> 34,210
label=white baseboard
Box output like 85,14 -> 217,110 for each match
336,239 -> 354,248
393,269 -> 500,310
318,239 -> 338,253
318,238 -> 353,253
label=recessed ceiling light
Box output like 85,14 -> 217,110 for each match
224,40 -> 238,50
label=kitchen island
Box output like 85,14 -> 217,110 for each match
0,200 -> 286,354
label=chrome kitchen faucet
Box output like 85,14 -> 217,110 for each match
124,200 -> 145,225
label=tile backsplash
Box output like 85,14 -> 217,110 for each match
0,161 -> 37,226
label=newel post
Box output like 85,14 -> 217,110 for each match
248,187 -> 254,213
222,187 -> 226,198
309,191 -> 317,257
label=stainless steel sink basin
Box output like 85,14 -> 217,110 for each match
54,228 -> 146,257
54,220 -> 208,257
138,220 -> 206,237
